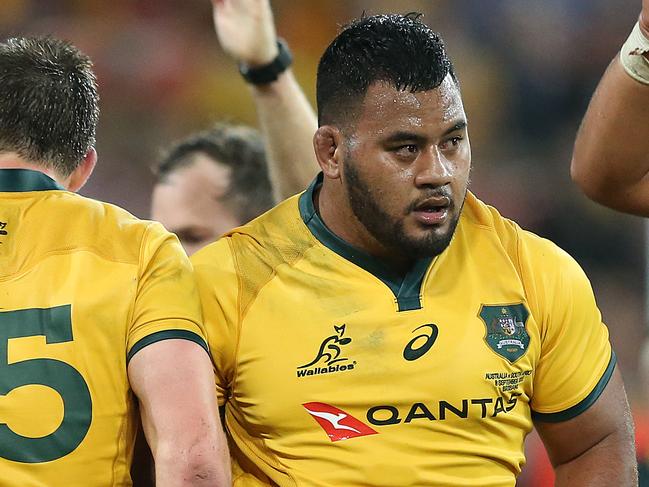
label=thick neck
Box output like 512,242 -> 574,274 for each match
316,175 -> 413,272
298,173 -> 433,311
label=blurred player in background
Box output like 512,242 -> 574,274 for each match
151,0 -> 318,255
0,37 -> 230,486
571,0 -> 649,216
152,124 -> 275,256
192,13 -> 637,486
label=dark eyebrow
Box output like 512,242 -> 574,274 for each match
443,120 -> 468,136
382,132 -> 428,144
382,120 -> 468,144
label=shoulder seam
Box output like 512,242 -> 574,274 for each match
229,237 -> 244,394
514,226 -> 528,303
125,222 -> 155,339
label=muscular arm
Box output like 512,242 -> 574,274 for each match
570,5 -> 649,215
534,367 -> 637,486
212,0 -> 318,201
128,339 -> 231,487
249,69 -> 319,201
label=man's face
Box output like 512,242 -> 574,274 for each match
340,76 -> 471,259
151,154 -> 241,255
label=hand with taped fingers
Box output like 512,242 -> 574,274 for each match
211,0 -> 279,67
641,0 -> 649,39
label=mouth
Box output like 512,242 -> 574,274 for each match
411,196 -> 451,226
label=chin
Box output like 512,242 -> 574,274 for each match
400,228 -> 455,258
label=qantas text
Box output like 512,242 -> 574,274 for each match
366,393 -> 522,425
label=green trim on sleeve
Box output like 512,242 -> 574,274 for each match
127,329 -> 209,364
531,351 -> 617,423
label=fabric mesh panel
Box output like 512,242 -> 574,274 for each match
230,203 -> 316,325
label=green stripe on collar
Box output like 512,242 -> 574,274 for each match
299,173 -> 432,312
0,169 -> 64,192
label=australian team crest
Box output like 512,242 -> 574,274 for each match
479,304 -> 530,363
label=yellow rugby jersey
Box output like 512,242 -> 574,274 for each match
192,174 -> 614,487
0,169 -> 208,487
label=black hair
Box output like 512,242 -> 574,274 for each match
156,123 -> 274,222
0,36 -> 99,176
316,13 -> 456,127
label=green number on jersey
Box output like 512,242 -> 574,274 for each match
0,305 -> 92,463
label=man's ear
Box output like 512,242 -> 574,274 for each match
66,148 -> 97,192
313,125 -> 345,180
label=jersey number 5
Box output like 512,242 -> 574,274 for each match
0,305 -> 92,463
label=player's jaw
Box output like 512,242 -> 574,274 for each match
344,161 -> 463,260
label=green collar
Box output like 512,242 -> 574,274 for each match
0,169 -> 64,192
299,173 -> 432,311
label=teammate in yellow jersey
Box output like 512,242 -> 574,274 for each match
571,0 -> 649,216
0,37 -> 230,486
192,13 -> 637,486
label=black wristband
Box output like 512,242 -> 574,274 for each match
239,38 -> 293,85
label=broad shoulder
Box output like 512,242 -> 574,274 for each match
34,191 -> 169,265
193,193 -> 314,267
461,191 -> 573,268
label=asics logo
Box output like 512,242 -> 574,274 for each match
303,402 -> 378,442
403,324 -> 438,361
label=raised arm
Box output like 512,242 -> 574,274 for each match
534,367 -> 637,486
570,1 -> 649,215
128,339 -> 231,487
211,0 -> 318,201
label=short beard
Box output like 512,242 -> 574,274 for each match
344,158 -> 462,260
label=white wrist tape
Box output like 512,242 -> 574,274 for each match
620,22 -> 649,85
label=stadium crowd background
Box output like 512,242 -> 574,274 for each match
1,0 -> 647,484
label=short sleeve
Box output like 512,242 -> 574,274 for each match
521,232 -> 615,422
191,238 -> 240,406
126,222 -> 208,362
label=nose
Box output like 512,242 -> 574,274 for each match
413,146 -> 452,188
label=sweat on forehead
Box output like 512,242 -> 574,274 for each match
349,78 -> 466,141
316,13 -> 458,127
361,77 -> 461,111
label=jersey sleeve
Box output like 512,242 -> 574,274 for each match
520,230 -> 615,422
126,222 -> 208,362
191,238 -> 240,406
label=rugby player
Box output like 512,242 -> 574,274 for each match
0,37 -> 230,486
192,14 -> 638,486
571,0 -> 649,215
152,124 -> 275,256
152,0 -> 318,255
